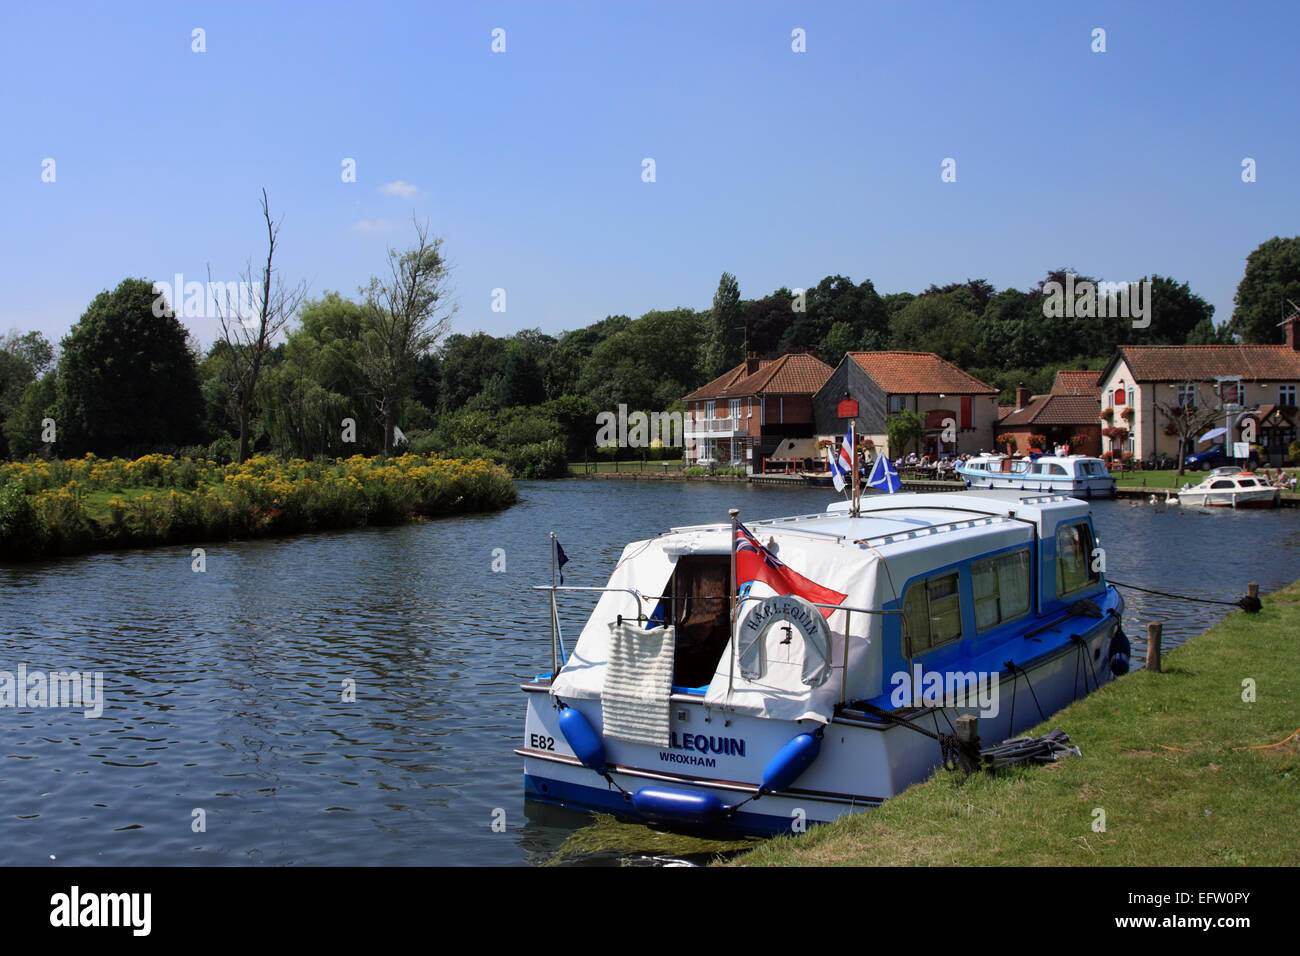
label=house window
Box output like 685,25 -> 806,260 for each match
972,549 -> 1031,632
1176,385 -> 1197,407
1127,388 -> 1135,406
900,571 -> 962,656
889,395 -> 907,413
705,400 -> 715,419
729,398 -> 741,419
1056,522 -> 1099,597
1280,386 -> 1296,407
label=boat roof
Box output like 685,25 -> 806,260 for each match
666,490 -> 1092,552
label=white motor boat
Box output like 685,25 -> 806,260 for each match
1177,469 -> 1279,509
957,455 -> 1116,498
518,490 -> 1128,835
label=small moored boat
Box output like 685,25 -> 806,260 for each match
957,454 -> 1116,498
518,489 -> 1128,835
1177,469 -> 1279,509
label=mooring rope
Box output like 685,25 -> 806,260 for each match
1109,580 -> 1262,613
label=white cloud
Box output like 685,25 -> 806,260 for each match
351,218 -> 400,233
380,180 -> 420,200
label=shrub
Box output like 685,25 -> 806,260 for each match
508,439 -> 567,479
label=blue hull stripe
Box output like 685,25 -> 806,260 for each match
523,774 -> 876,836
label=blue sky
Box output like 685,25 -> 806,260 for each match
3,1 -> 1297,350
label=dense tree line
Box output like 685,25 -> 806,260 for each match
3,236 -> 1297,472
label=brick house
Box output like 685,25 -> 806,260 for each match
995,370 -> 1103,457
812,351 -> 999,458
1096,317 -> 1300,465
682,353 -> 834,470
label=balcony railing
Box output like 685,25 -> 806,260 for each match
685,416 -> 746,436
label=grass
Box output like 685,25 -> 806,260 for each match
732,580 -> 1300,866
568,459 -> 685,474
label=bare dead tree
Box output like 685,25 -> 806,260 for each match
1155,384 -> 1224,475
359,217 -> 456,456
211,188 -> 308,463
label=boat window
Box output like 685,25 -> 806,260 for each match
1049,464 -> 1066,475
1056,522 -> 1099,597
1209,480 -> 1234,489
1239,478 -> 1258,487
972,549 -> 1032,632
901,571 -> 962,656
666,555 -> 731,687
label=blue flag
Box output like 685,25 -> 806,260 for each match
555,540 -> 569,584
866,454 -> 901,493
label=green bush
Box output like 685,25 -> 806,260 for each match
508,439 -> 567,479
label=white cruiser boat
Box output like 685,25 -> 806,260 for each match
1178,469 -> 1279,509
957,454 -> 1116,498
518,490 -> 1128,835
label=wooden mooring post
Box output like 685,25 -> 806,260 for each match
955,714 -> 981,773
1146,622 -> 1163,673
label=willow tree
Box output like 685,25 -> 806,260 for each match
360,219 -> 456,457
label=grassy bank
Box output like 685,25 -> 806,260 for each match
735,582 -> 1300,866
0,453 -> 517,560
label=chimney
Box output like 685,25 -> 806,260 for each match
1015,384 -> 1030,408
746,351 -> 760,375
1287,314 -> 1300,351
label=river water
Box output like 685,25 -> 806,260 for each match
2,480 -> 1297,866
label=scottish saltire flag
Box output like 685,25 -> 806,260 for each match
866,454 -> 901,494
735,522 -> 847,618
827,444 -> 847,492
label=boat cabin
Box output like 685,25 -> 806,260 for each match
548,491 -> 1113,725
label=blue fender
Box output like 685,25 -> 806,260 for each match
760,732 -> 822,793
631,787 -> 727,824
557,704 -> 607,774
1108,628 -> 1131,677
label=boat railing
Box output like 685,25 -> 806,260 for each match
533,582 -> 900,704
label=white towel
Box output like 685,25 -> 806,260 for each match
601,622 -> 675,747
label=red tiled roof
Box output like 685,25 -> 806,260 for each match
683,353 -> 833,401
847,351 -> 997,395
1000,394 -> 1102,428
1110,345 -> 1300,383
1051,369 -> 1101,396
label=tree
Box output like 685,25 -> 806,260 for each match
1154,389 -> 1225,475
1142,275 -> 1214,345
212,189 -> 309,462
55,278 -> 203,456
889,290 -> 981,368
1229,237 -> 1300,344
703,272 -> 742,379
886,409 -> 925,458
2,372 -> 57,459
360,218 -> 457,456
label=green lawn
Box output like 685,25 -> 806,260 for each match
568,459 -> 685,474
733,580 -> 1300,866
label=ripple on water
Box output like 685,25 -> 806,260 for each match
1,483 -> 1297,864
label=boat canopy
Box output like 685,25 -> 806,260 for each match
549,493 -> 1064,725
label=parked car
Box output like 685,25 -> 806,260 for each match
1184,444 -> 1259,471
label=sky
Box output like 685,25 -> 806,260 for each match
3,0 -> 1297,351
